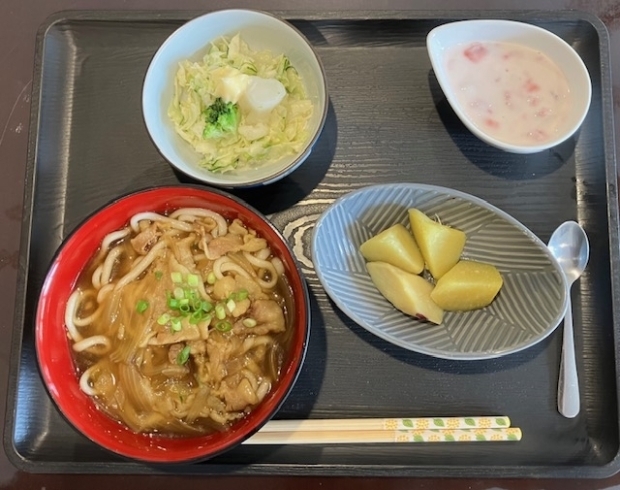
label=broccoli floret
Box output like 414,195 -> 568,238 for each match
202,98 -> 240,139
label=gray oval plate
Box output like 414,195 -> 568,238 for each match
311,183 -> 568,360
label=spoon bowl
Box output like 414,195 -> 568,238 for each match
548,222 -> 590,282
548,220 -> 590,418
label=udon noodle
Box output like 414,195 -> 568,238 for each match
65,208 -> 293,436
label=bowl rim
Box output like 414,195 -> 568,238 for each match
426,19 -> 593,154
34,184 -> 311,463
141,8 -> 329,188
311,182 -> 569,360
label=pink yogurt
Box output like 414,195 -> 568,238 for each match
444,41 -> 572,146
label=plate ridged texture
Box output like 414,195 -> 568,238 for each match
312,184 -> 567,360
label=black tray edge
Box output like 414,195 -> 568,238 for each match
3,8 -> 619,479
19,7 -> 616,24
3,0 -> 49,476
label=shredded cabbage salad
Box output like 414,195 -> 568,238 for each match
168,34 -> 314,173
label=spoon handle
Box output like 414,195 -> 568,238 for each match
558,294 -> 580,418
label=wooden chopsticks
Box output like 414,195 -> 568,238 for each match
243,416 -> 522,445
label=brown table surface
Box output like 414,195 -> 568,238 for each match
2,0 -> 620,488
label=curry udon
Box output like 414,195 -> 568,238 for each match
65,207 -> 293,436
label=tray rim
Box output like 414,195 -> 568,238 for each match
4,8 -> 619,479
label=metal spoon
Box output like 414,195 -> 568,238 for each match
547,221 -> 590,418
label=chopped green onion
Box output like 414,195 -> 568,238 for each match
242,318 -> 257,328
173,287 -> 185,300
187,274 -> 200,287
168,297 -> 180,309
171,317 -> 182,332
157,313 -> 170,325
177,345 -> 191,365
201,301 -> 213,313
215,303 -> 226,320
234,289 -> 249,301
207,272 -> 216,285
226,299 -> 236,313
155,271 -> 163,281
215,320 -> 232,332
179,303 -> 191,315
136,300 -> 149,314
179,298 -> 190,306
189,310 -> 203,324
171,272 -> 183,284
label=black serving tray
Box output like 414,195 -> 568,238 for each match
4,9 -> 620,478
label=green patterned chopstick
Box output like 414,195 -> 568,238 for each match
260,415 -> 511,432
245,427 -> 522,445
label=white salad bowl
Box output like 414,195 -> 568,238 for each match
311,183 -> 568,360
426,20 -> 592,154
142,9 -> 328,188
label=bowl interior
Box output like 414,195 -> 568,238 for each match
426,20 -> 592,153
35,186 -> 310,462
142,9 -> 327,187
312,183 -> 568,360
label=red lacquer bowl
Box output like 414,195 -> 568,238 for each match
35,185 -> 310,463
